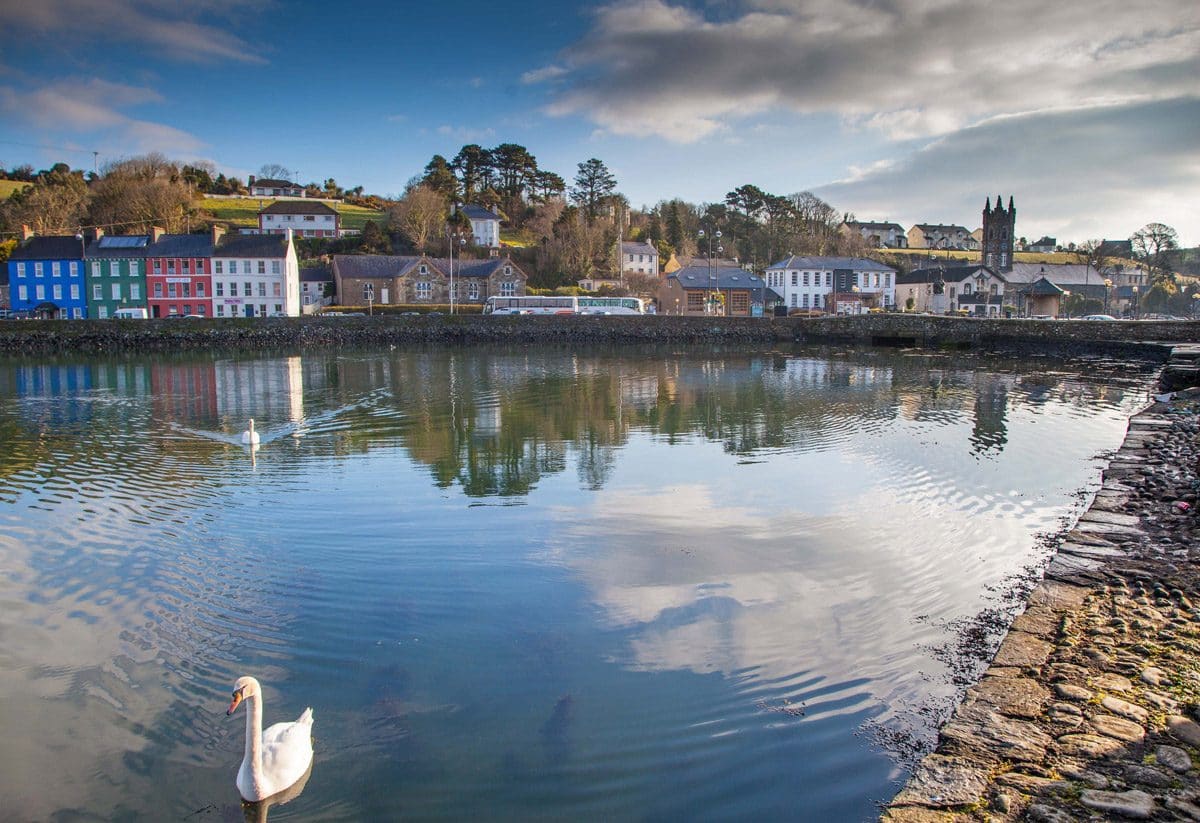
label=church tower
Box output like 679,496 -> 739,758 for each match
981,195 -> 1015,272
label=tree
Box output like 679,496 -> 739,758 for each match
421,155 -> 459,199
182,163 -> 215,193
258,163 -> 295,181
1131,223 -> 1179,284
0,164 -> 89,235
360,220 -> 392,254
388,184 -> 447,252
451,145 -> 493,201
570,158 -> 617,221
532,170 -> 566,201
87,154 -> 200,234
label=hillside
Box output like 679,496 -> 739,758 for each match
0,180 -> 32,199
882,248 -> 1101,265
199,196 -> 386,230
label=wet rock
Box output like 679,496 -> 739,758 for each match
1027,803 -> 1076,823
991,631 -> 1054,669
1054,683 -> 1092,701
967,676 -> 1050,719
941,704 -> 1051,763
1168,715 -> 1200,747
994,771 -> 1070,796
1155,744 -> 1193,773
1165,797 -> 1200,821
1142,666 -> 1169,686
890,754 -> 988,808
1092,672 -> 1133,692
1123,763 -> 1173,788
1090,713 -> 1145,743
1056,733 -> 1124,758
1101,696 -> 1149,723
1142,690 -> 1179,712
1079,788 -> 1155,819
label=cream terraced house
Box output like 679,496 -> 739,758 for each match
764,255 -> 896,313
211,230 -> 300,318
258,200 -> 341,238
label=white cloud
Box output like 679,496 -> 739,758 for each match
0,0 -> 267,63
521,64 -> 569,84
435,124 -> 497,143
538,0 -> 1200,142
0,78 -> 208,157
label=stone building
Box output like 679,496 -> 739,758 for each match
980,196 -> 1016,272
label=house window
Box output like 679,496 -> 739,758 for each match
182,283 -> 191,298
272,282 -> 281,297
230,282 -> 238,297
98,306 -> 108,319
790,294 -> 797,307
500,281 -> 516,296
129,261 -> 138,276
362,283 -> 374,301
52,262 -> 61,276
258,261 -> 266,274
70,284 -> 79,300
91,262 -> 100,277
216,282 -> 224,297
419,265 -> 428,274
272,261 -> 280,274
215,261 -> 223,274
131,283 -> 141,300
963,283 -> 973,295
110,262 -> 120,276
73,308 -> 83,319
16,263 -> 25,277
259,303 -> 267,316
17,285 -> 27,301
167,283 -> 177,298
415,282 -> 431,300
504,266 -> 512,275
468,283 -> 479,300
183,304 -> 192,315
265,215 -> 273,222
825,273 -> 832,286
802,294 -> 810,308
243,261 -> 251,274
93,284 -> 102,299
217,304 -> 225,317
791,273 -> 797,286
154,260 -> 162,274
257,282 -> 266,297
687,291 -> 704,311
885,273 -> 891,287
35,262 -> 45,277
274,304 -> 282,315
196,283 -> 204,298
53,284 -> 63,300
154,282 -> 164,297
731,292 -> 749,313
183,260 -> 191,274
197,304 -> 206,316
803,272 -> 809,286
244,282 -> 252,295
168,260 -> 176,274
35,285 -> 45,300
304,215 -> 315,222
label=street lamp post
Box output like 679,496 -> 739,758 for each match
698,228 -> 723,315
1104,278 -> 1112,315
1062,290 -> 1071,319
1131,285 -> 1139,320
447,228 -> 467,314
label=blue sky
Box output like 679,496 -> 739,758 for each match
1,0 -> 1197,245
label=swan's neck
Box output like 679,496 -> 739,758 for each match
243,693 -> 263,778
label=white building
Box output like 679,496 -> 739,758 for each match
211,229 -> 300,318
620,240 -> 659,275
258,200 -> 340,238
248,177 -> 305,198
765,255 -> 896,313
459,204 -> 501,248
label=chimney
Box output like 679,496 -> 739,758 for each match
90,227 -> 105,243
211,224 -> 226,247
249,175 -> 256,185
151,226 -> 165,243
21,224 -> 33,241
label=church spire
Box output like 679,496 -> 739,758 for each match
1008,195 -> 1015,213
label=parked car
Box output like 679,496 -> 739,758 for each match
1081,314 -> 1118,321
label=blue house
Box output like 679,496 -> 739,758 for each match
7,234 -> 88,319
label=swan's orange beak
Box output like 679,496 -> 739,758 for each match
227,689 -> 243,716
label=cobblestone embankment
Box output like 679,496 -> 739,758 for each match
884,345 -> 1200,822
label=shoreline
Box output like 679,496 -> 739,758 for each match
884,344 -> 1200,821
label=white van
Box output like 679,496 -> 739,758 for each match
112,307 -> 149,319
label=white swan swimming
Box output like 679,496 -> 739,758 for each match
241,419 -> 261,445
227,676 -> 314,802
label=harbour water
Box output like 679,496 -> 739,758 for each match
0,345 -> 1154,820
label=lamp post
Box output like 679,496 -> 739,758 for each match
1104,278 -> 1112,314
447,228 -> 467,314
1131,285 -> 1139,320
698,227 -> 723,315
1062,290 -> 1071,319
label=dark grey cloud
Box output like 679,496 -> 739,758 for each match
531,0 -> 1200,141
816,97 -> 1200,244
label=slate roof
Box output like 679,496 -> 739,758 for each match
84,235 -> 151,259
767,255 -> 895,272
1008,263 -> 1125,286
844,221 -> 905,232
460,204 -> 500,221
145,234 -> 213,258
300,265 -> 333,283
252,178 -> 299,188
259,200 -> 339,216
913,223 -> 971,234
9,235 -> 85,261
215,234 -> 290,258
1099,239 -> 1134,257
427,257 -> 526,280
896,265 -> 1005,285
1020,276 -> 1066,296
669,265 -> 764,290
1029,236 -> 1057,246
332,255 -> 431,279
621,241 -> 659,256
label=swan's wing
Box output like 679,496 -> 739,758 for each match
260,717 -> 314,782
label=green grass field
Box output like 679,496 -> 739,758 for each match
200,197 -> 385,230
0,180 -> 31,200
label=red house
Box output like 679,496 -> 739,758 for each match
144,226 -> 222,318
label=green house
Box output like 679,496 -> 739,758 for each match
84,234 -> 151,319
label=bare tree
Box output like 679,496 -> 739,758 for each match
1131,223 -> 1180,283
0,165 -> 89,235
88,154 -> 199,234
388,185 -> 448,252
258,163 -> 295,181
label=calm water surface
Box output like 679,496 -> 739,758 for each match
0,345 -> 1153,821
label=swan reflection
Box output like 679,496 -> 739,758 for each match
240,761 -> 312,823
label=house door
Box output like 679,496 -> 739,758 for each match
381,287 -> 389,304
245,305 -> 255,318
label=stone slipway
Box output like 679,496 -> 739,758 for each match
884,355 -> 1200,822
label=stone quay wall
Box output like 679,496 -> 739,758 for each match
885,346 -> 1200,822
0,314 -> 1194,356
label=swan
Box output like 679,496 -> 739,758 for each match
227,676 -> 314,802
242,419 -> 261,445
